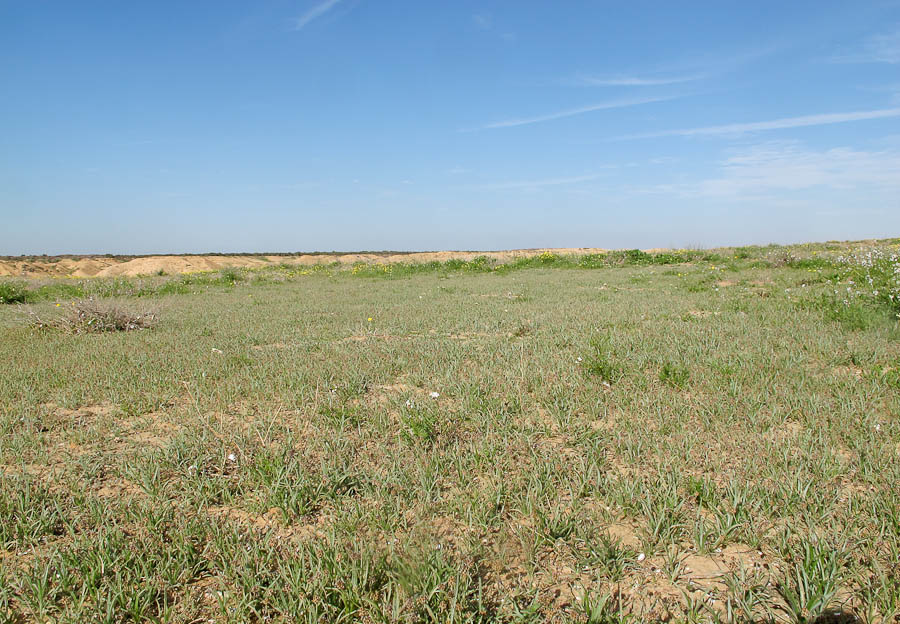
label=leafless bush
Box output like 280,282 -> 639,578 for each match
768,249 -> 798,267
28,300 -> 158,334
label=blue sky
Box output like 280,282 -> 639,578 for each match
2,1 -> 899,254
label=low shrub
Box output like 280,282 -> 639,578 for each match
29,300 -> 158,334
0,281 -> 28,304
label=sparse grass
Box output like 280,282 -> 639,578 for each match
0,238 -> 898,622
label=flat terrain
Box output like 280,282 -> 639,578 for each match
1,242 -> 899,623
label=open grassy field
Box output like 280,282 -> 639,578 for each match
1,241 -> 899,623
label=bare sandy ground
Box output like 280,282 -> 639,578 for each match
0,248 -> 608,278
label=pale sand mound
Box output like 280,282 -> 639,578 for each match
0,248 -> 609,278
93,255 -> 275,277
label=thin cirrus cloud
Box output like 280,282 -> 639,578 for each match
639,141 -> 900,199
467,95 -> 680,131
293,0 -> 344,31
574,74 -> 704,87
831,28 -> 900,64
618,107 -> 900,139
568,45 -> 777,88
464,171 -> 613,191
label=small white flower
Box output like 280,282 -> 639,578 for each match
429,391 -> 440,399
405,399 -> 413,408
875,423 -> 881,432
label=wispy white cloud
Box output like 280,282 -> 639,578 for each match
640,141 -> 900,199
465,171 -> 612,191
863,29 -> 900,63
472,14 -> 492,30
855,82 -> 900,104
472,13 -> 516,43
293,0 -> 343,31
620,107 -> 900,139
574,74 -> 704,87
469,95 -> 679,131
565,45 -> 777,89
831,27 -> 900,64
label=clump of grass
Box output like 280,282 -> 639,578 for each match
775,539 -> 846,623
218,267 -> 243,284
577,532 -> 636,581
29,300 -> 158,334
582,334 -> 622,384
401,409 -> 438,443
659,361 -> 689,388
579,588 -> 632,624
0,281 -> 28,304
537,506 -> 577,543
512,322 -> 533,338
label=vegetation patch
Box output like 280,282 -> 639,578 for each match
0,280 -> 28,304
1,238 -> 899,622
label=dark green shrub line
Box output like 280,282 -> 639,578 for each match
352,249 -> 731,279
1,270 -> 255,305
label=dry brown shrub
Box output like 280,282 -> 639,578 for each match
28,299 -> 157,334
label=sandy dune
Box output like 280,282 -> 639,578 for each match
0,248 -> 609,278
